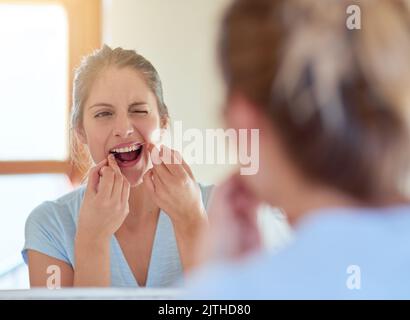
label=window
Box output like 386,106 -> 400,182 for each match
0,0 -> 101,288
0,4 -> 68,161
0,0 -> 101,181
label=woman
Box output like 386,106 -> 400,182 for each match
189,0 -> 410,298
22,45 -> 212,287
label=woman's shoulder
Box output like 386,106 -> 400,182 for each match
53,184 -> 87,207
22,186 -> 86,266
27,185 -> 87,227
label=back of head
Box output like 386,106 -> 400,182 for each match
220,0 -> 410,201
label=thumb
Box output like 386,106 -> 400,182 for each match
86,159 -> 108,195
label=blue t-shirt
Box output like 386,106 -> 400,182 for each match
22,183 -> 213,287
187,205 -> 410,299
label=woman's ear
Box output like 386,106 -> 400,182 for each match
76,127 -> 88,145
158,117 -> 170,144
160,116 -> 170,130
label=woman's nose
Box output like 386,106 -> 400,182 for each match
113,115 -> 134,138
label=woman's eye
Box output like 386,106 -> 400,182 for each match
95,111 -> 112,118
131,110 -> 148,114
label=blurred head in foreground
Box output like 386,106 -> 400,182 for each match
221,0 -> 410,222
186,0 -> 410,299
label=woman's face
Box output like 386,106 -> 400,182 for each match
78,66 -> 164,186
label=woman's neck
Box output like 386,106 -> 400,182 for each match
282,186 -> 361,227
278,180 -> 409,227
121,183 -> 160,232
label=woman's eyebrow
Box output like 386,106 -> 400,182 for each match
88,102 -> 148,109
129,101 -> 148,107
89,102 -> 114,109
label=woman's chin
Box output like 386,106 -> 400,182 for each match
122,171 -> 144,187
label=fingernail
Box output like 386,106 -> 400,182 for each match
151,149 -> 162,165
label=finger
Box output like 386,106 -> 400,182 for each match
98,165 -> 115,196
153,161 -> 173,184
160,145 -> 186,177
86,159 -> 108,195
231,176 -> 259,208
181,158 -> 194,179
150,145 -> 173,182
207,173 -> 241,220
151,167 -> 167,192
210,176 -> 261,259
108,154 -> 124,199
148,143 -> 162,166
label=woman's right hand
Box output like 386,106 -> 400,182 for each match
195,173 -> 262,266
76,154 -> 131,241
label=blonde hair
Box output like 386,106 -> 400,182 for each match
69,45 -> 169,175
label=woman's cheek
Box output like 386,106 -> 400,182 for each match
144,123 -> 164,145
147,129 -> 161,145
88,138 -> 108,164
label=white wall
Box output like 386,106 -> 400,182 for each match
102,0 -> 234,184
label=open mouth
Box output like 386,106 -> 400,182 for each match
109,143 -> 144,167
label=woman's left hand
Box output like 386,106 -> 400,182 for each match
142,143 -> 207,271
143,143 -> 207,230
195,173 -> 262,266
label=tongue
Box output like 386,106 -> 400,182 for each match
116,150 -> 138,162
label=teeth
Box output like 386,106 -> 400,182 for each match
111,144 -> 142,154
